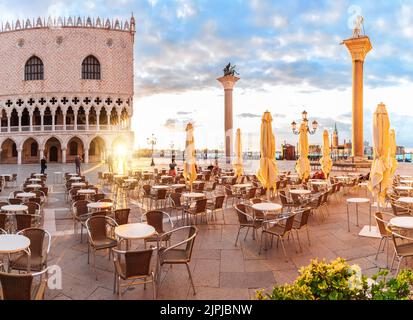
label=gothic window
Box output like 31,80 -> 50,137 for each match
82,55 -> 101,80
25,56 -> 44,80
12,143 -> 17,157
69,141 -> 78,156
31,142 -> 38,156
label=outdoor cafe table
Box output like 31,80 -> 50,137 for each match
115,223 -> 157,250
34,173 -> 45,177
182,192 -> 205,199
252,202 -> 282,214
397,197 -> 413,205
400,175 -> 412,179
87,202 -> 113,212
0,234 -> 31,272
77,189 -> 96,200
68,173 -> 78,176
233,183 -> 252,190
152,185 -> 170,190
15,192 -> 36,201
395,186 -> 413,193
71,182 -> 86,187
1,204 -> 28,213
289,189 -> 311,195
400,180 -> 413,185
69,177 -> 82,181
124,178 -> 137,183
0,174 -> 11,178
171,184 -> 186,189
25,184 -> 42,190
29,178 -> 42,183
389,217 -> 413,229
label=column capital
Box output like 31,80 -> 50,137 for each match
341,36 -> 372,62
217,75 -> 240,90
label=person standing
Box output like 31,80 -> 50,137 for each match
75,154 -> 82,175
40,157 -> 47,174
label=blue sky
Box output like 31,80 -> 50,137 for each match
1,0 -> 413,151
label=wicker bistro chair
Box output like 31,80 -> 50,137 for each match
374,211 -> 394,267
388,227 -> 413,275
112,248 -> 157,299
150,189 -> 168,210
8,198 -> 22,205
72,200 -> 91,242
85,216 -> 119,280
259,211 -> 298,260
0,214 -> 7,232
184,198 -> 208,225
15,213 -> 41,232
157,226 -> 198,295
291,208 -> 312,252
206,195 -> 225,222
234,204 -> 262,246
113,208 -> 130,225
169,193 -> 187,223
0,269 -> 48,300
9,228 -> 51,273
141,210 -> 173,248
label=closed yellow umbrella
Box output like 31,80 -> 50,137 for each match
183,123 -> 197,191
257,111 -> 278,198
296,122 -> 311,181
233,128 -> 243,177
368,103 -> 391,206
320,129 -> 332,178
389,129 -> 397,177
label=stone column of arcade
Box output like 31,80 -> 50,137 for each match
342,35 -> 372,160
217,74 -> 240,164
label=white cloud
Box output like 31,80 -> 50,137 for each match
176,0 -> 197,19
399,4 -> 413,38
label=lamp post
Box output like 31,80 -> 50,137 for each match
147,134 -> 157,166
170,141 -> 175,161
291,110 -> 318,135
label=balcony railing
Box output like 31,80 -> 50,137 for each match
1,125 -> 131,133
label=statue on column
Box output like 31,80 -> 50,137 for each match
223,62 -> 239,76
352,15 -> 364,38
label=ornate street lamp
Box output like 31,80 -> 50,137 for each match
291,110 -> 318,135
147,133 -> 157,166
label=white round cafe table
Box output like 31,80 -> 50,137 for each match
0,234 -> 30,254
287,174 -> 298,178
26,184 -> 42,190
290,189 -> 311,195
115,223 -> 156,240
70,177 -> 82,181
152,185 -> 169,190
395,186 -> 413,191
252,203 -> 282,212
400,180 -> 413,185
182,192 -> 205,199
77,189 -> 96,195
33,173 -> 44,177
192,181 -> 202,184
161,175 -> 172,179
233,183 -> 252,189
397,197 -> 413,204
16,192 -> 36,200
1,205 -> 28,213
68,173 -> 78,176
400,175 -> 412,179
171,184 -> 186,188
220,176 -> 234,179
87,202 -> 113,211
114,175 -> 126,179
390,217 -> 413,229
124,178 -> 137,183
29,178 -> 42,182
71,182 -> 86,187
311,181 -> 328,185
0,174 -> 11,177
346,198 -> 371,232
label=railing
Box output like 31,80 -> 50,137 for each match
2,125 -> 130,134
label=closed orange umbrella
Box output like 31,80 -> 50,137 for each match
233,128 -> 243,177
257,111 -> 278,199
183,123 -> 197,191
320,129 -> 332,178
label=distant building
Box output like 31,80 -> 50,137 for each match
330,123 -> 352,159
281,142 -> 296,160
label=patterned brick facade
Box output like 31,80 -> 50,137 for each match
0,16 -> 135,164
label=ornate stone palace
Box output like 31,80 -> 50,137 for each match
0,16 -> 135,164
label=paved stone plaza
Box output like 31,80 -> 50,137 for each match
1,161 -> 413,300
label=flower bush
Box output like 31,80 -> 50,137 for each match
256,258 -> 413,300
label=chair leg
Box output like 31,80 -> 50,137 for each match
244,227 -> 250,241
306,226 -> 311,246
118,277 -> 122,299
279,238 -> 288,261
113,271 -> 117,293
295,229 -> 302,252
396,257 -> 403,275
185,263 -> 196,295
375,237 -> 384,260
152,273 -> 157,299
94,250 -> 98,281
235,227 -> 241,247
258,232 -> 264,255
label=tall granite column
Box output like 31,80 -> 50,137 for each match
342,36 -> 372,159
217,75 -> 240,164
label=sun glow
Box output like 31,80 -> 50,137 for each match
114,144 -> 128,175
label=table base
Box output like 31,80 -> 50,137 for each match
358,225 -> 381,238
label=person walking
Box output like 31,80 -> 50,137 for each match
75,154 -> 82,175
40,157 -> 47,174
